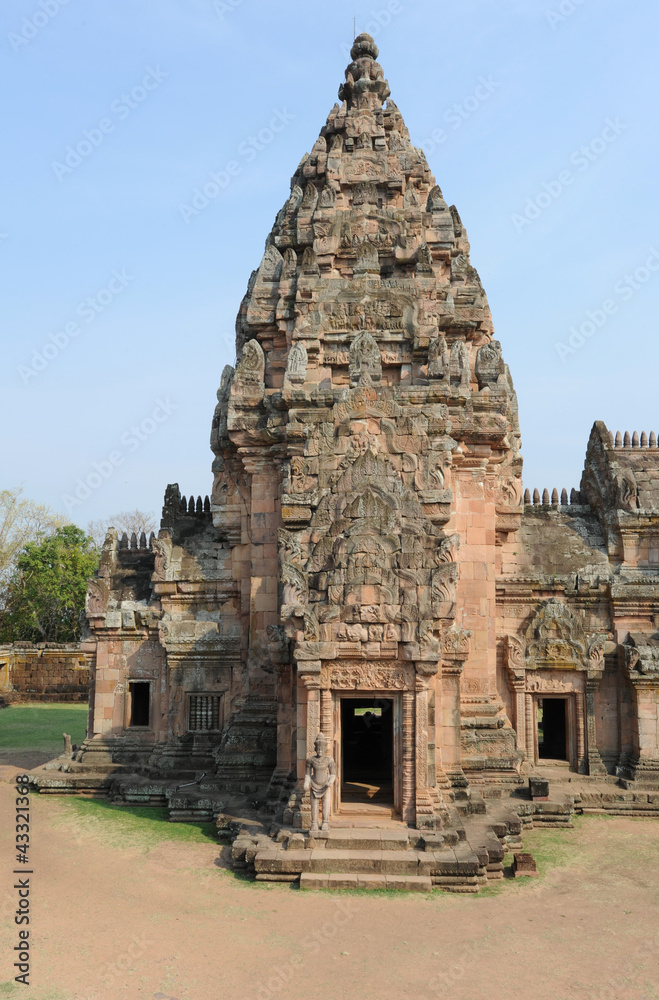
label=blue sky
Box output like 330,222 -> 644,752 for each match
1,0 -> 657,527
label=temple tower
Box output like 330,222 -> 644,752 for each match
210,34 -> 523,827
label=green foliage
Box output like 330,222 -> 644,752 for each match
0,525 -> 98,642
0,485 -> 67,586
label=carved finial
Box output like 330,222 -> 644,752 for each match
651,431 -> 657,448
533,488 -> 540,505
523,488 -> 531,505
623,431 -> 631,447
560,488 -> 568,505
338,33 -> 391,109
196,496 -> 202,514
139,531 -> 147,548
204,496 -> 211,513
188,497 -> 195,514
542,488 -> 550,506
615,431 -> 622,448
119,532 -> 128,549
641,431 -> 648,447
551,488 -> 559,506
632,430 -> 639,447
570,488 -> 578,504
179,495 -> 187,512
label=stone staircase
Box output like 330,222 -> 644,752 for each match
230,793 -> 528,893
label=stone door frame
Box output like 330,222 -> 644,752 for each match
529,691 -> 578,770
332,689 -> 403,818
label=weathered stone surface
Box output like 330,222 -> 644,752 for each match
73,31 -> 659,862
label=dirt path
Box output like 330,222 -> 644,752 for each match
1,770 -> 658,1000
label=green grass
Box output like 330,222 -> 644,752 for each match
0,703 -> 87,752
0,984 -> 69,1000
59,798 -> 218,848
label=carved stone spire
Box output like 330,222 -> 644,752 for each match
338,33 -> 390,109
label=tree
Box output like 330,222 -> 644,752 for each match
87,509 -> 157,549
0,486 -> 67,587
0,525 -> 99,643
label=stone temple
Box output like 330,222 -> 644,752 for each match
46,35 -> 659,886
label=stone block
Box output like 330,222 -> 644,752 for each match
385,875 -> 432,892
432,849 -> 458,875
300,873 -> 328,889
309,849 -> 381,874
529,776 -> 550,800
357,874 -> 387,890
326,873 -> 359,889
380,830 -> 410,850
512,852 -> 539,877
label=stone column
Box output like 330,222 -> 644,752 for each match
576,691 -> 587,774
513,683 -> 527,758
525,693 -> 535,764
295,660 -> 321,780
415,675 -> 429,790
305,681 -> 321,757
320,686 -> 333,747
441,663 -> 466,787
441,627 -> 470,787
402,691 -> 415,823
586,674 -> 607,776
620,640 -> 659,780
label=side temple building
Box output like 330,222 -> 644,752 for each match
79,35 -> 659,832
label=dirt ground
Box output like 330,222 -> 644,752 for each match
1,765 -> 658,1000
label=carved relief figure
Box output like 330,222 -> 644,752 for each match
349,331 -> 382,385
304,732 -> 336,834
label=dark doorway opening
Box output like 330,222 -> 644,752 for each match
128,681 -> 150,727
537,697 -> 568,760
341,698 -> 393,805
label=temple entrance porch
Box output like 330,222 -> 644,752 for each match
291,648 -> 469,830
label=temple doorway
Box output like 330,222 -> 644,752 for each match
537,697 -> 568,761
340,697 -> 394,807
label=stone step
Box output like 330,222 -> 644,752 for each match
256,847 -> 436,876
300,873 -> 432,891
254,844 -> 483,878
280,828 -> 425,852
580,806 -> 659,817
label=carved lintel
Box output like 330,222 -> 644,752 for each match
320,659 -> 413,690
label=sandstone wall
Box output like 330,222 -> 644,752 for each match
0,642 -> 92,702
